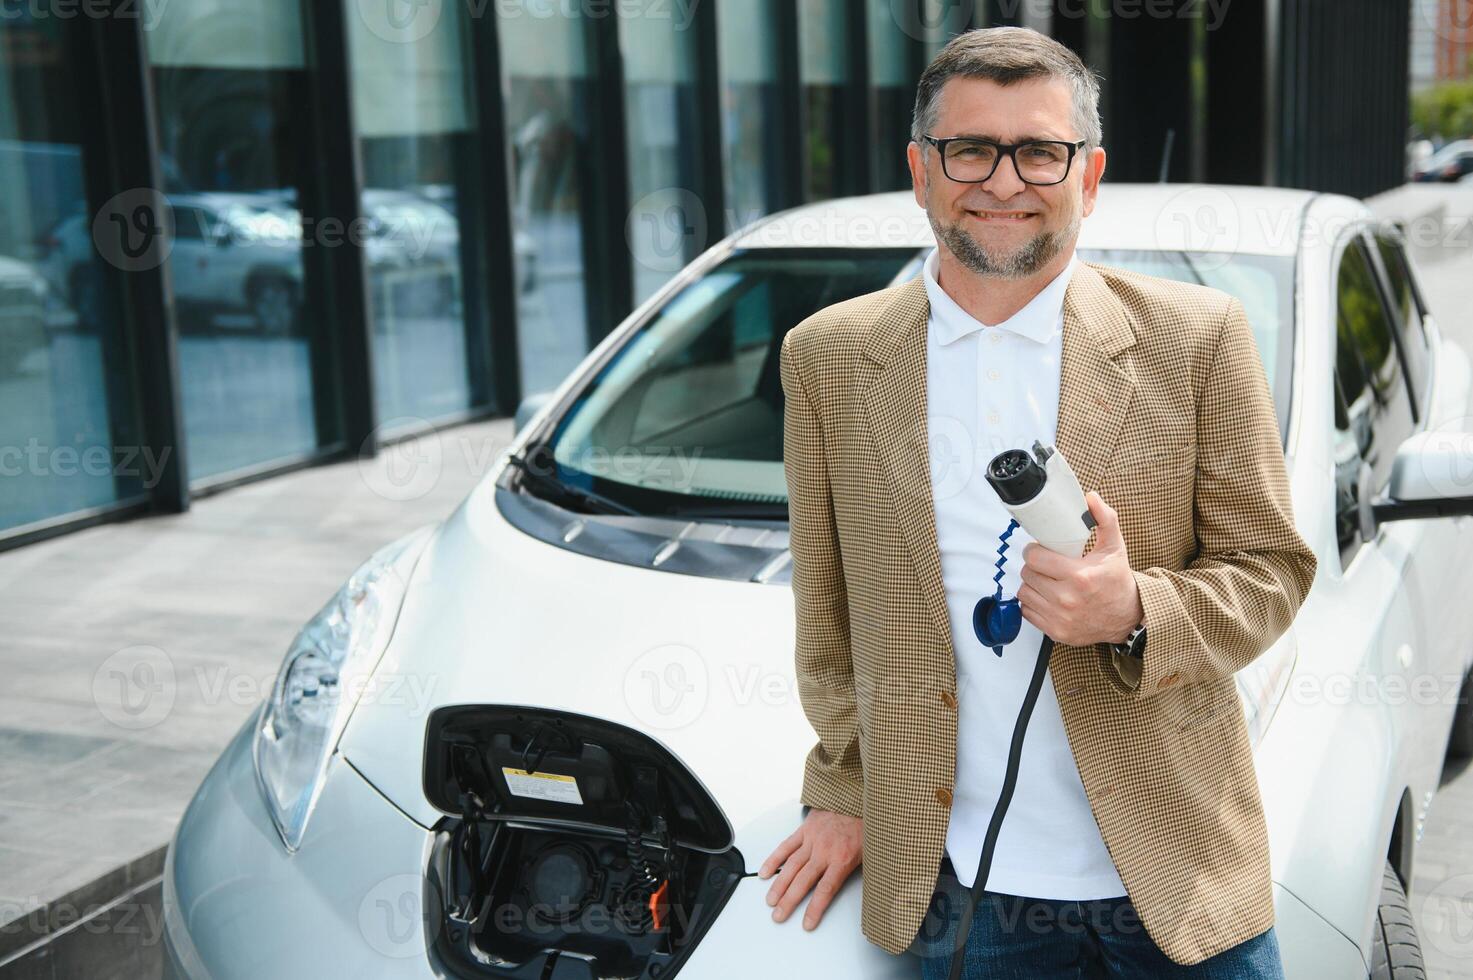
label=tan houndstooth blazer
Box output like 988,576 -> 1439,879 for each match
778,258 -> 1318,966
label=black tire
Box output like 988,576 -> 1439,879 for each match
1448,667 -> 1473,759
1369,861 -> 1426,979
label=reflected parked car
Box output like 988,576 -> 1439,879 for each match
1412,139 -> 1473,182
0,254 -> 59,377
38,192 -> 305,336
162,186 -> 1473,980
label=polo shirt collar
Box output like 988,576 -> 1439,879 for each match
922,244 -> 1077,346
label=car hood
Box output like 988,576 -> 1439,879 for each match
337,477 -> 815,862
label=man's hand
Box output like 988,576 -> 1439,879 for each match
1018,490 -> 1145,646
757,808 -> 863,930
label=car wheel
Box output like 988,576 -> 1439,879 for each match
1448,667 -> 1473,759
248,276 -> 298,336
1369,861 -> 1426,979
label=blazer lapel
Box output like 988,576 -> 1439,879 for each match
859,260 -> 1139,655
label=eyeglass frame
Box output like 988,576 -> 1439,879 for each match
921,134 -> 1089,186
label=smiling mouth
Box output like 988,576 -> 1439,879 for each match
967,209 -> 1036,221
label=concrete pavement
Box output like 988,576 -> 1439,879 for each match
0,416 -> 515,978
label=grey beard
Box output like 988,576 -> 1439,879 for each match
930,212 -> 1077,280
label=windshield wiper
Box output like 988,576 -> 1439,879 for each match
669,501 -> 789,521
504,449 -> 641,517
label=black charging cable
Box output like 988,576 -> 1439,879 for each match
945,633 -> 1055,980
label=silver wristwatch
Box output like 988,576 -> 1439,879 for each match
1110,622 -> 1147,660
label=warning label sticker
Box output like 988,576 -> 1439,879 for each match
501,767 -> 584,805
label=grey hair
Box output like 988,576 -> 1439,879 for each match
911,26 -> 1102,154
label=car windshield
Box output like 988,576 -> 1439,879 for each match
537,246 -> 1293,516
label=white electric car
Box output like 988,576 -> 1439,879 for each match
162,185 -> 1473,980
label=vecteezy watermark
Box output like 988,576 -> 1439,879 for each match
93,187 -> 174,274
354,0 -> 701,45
1150,186 -> 1241,271
0,893 -> 167,949
1421,873 -> 1473,960
627,189 -> 937,269
88,186 -> 449,274
0,439 -> 172,488
886,0 -> 1234,42
91,644 -> 440,731
359,873 -> 443,958
357,416 -> 708,503
92,645 -> 176,731
361,418 -> 447,503
0,0 -> 171,28
1412,0 -> 1473,44
1414,416 -> 1473,500
623,643 -> 709,731
627,187 -> 708,275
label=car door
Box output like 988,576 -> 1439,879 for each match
1367,229 -> 1473,755
1330,232 -> 1438,824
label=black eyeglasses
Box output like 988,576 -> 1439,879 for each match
922,135 -> 1088,186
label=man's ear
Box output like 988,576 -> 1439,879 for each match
907,140 -> 928,209
1081,145 -> 1106,218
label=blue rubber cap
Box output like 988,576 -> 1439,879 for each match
972,595 -> 1022,656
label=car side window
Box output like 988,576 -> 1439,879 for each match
1372,232 -> 1431,418
1333,237 -> 1416,569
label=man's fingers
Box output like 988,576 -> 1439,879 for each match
765,842 -> 808,908
773,854 -> 824,923
1022,540 -> 1076,578
1018,559 -> 1064,590
1086,491 -> 1125,554
758,829 -> 803,879
1019,591 -> 1055,636
801,863 -> 852,930
1017,581 -> 1058,615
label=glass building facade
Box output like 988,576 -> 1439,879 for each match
0,0 -> 1412,549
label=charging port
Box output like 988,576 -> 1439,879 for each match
422,706 -> 745,980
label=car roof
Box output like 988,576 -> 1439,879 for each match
730,183 -> 1334,257
1424,139 -> 1473,162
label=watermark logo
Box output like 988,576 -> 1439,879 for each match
1421,873 -> 1473,960
360,418 -> 445,502
359,873 -> 439,958
92,188 -> 173,273
627,187 -> 707,275
92,644 -> 176,730
356,0 -> 442,43
1151,187 -> 1239,271
623,642 -> 708,730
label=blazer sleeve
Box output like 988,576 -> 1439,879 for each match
780,330 -> 865,818
1106,295 -> 1319,698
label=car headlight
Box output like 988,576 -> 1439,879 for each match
252,524 -> 436,851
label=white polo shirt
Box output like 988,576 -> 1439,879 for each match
923,245 -> 1128,899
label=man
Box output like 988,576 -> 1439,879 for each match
757,26 -> 1317,979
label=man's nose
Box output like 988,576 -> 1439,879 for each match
979,152 -> 1029,199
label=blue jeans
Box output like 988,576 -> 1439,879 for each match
910,856 -> 1286,979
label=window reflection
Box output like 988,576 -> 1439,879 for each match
620,8 -> 702,306
868,0 -> 914,190
499,2 -> 596,397
1,12 -> 143,531
717,0 -> 783,232
144,0 -> 319,481
799,0 -> 856,200
1332,238 -> 1415,568
349,2 -> 477,424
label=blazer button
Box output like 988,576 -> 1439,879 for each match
935,787 -> 953,808
940,690 -> 958,709
1157,671 -> 1182,690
